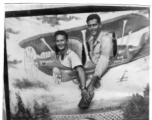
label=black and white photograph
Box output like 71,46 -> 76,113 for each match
4,4 -> 150,120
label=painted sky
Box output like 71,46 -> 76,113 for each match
6,9 -> 150,114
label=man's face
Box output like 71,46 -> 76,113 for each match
87,19 -> 101,36
55,34 -> 68,51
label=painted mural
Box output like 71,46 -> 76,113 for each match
5,5 -> 149,120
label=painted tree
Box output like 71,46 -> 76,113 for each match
123,84 -> 149,120
11,94 -> 52,120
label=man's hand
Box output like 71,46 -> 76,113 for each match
87,84 -> 94,98
87,76 -> 99,97
81,89 -> 90,103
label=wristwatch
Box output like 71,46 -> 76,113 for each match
81,86 -> 87,90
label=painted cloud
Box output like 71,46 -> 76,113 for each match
36,14 -> 80,27
5,27 -> 20,39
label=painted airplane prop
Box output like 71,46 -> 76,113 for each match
19,14 -> 150,85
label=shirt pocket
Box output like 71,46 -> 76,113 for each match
93,44 -> 101,59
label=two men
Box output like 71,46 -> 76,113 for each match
54,14 -> 113,109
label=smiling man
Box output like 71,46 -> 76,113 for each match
54,30 -> 90,104
79,14 -> 114,109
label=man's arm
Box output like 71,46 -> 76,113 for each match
75,66 -> 86,88
75,66 -> 90,101
94,34 -> 113,77
69,50 -> 90,101
87,34 -> 113,92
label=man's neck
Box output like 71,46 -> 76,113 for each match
93,29 -> 101,39
93,35 -> 98,40
92,34 -> 98,44
59,46 -> 68,58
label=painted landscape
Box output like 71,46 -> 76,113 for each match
5,6 -> 149,120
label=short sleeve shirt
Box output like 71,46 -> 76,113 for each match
57,49 -> 82,69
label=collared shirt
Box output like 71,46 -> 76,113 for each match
88,31 -> 113,77
57,49 -> 83,69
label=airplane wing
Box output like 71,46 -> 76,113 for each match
93,14 -> 149,40
19,14 -> 149,54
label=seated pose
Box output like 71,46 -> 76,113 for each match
79,14 -> 114,109
54,30 -> 91,104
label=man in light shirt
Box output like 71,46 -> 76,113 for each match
54,30 -> 90,104
79,14 -> 114,109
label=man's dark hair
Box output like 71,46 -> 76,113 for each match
54,30 -> 68,40
86,14 -> 101,24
